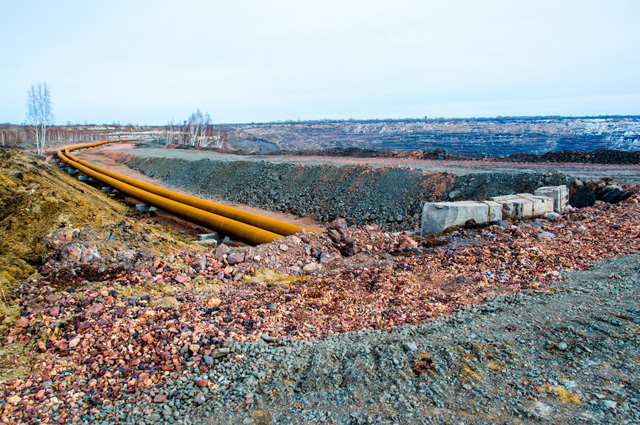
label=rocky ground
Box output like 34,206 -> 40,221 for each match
0,149 -> 639,424
121,153 -> 572,231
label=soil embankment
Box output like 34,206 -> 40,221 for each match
122,155 -> 571,230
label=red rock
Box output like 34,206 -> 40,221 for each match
46,294 -> 61,304
69,337 -> 81,348
174,275 -> 187,284
55,341 -> 69,351
196,379 -> 209,388
141,333 -> 154,345
15,316 -> 29,328
153,394 -> 166,403
207,298 -> 222,308
86,303 -> 105,316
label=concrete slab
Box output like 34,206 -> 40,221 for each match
198,233 -> 222,242
135,204 -> 158,212
534,185 -> 568,212
491,194 -> 554,220
421,200 -> 502,236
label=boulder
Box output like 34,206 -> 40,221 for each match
534,185 -> 568,212
490,194 -> 554,220
421,201 -> 501,236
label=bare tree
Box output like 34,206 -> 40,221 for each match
26,82 -> 54,155
163,119 -> 176,146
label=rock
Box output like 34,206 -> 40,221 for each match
194,393 -> 206,404
174,275 -> 187,284
15,316 -> 29,328
448,189 -> 461,199
535,185 -> 569,212
116,250 -> 137,262
203,355 -> 214,366
279,244 -> 289,252
191,254 -> 207,270
421,201 -> 502,236
227,252 -> 245,265
81,248 -> 102,263
526,401 -> 552,420
397,233 -> 418,250
557,341 -> 568,350
327,229 -> 342,242
596,185 -> 632,204
319,251 -> 337,264
207,297 -> 222,308
196,379 -> 209,388
404,342 -> 418,352
327,218 -> 348,236
86,303 -> 105,317
215,244 -> 230,259
60,243 -> 83,262
261,334 -> 278,343
153,394 -> 166,403
303,262 -> 319,272
141,333 -> 154,345
69,337 -> 81,348
289,236 -> 301,245
149,413 -> 162,421
570,186 -> 596,208
7,395 -> 21,404
538,232 -> 556,240
603,400 -> 617,409
546,212 -> 561,221
45,228 -> 74,249
212,347 -> 230,358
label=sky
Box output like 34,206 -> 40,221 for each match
1,0 -> 639,125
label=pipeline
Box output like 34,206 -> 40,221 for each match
62,146 -> 309,236
56,140 -> 307,245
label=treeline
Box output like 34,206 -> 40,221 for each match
0,124 -> 111,147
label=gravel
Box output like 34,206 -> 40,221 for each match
186,254 -> 640,424
121,155 -> 570,231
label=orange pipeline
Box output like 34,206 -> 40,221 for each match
61,141 -> 314,236
57,146 -> 284,245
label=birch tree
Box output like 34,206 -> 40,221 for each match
26,82 -> 54,155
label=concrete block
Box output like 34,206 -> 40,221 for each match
135,204 -> 158,212
421,200 -> 502,236
198,233 -> 222,242
491,194 -> 554,220
534,185 -> 568,212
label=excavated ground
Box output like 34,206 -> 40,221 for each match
119,152 -> 573,231
0,147 -> 639,424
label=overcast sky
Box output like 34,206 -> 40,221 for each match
1,0 -> 639,125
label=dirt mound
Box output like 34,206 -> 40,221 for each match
0,150 -> 203,331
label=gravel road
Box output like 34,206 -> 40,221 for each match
122,147 -> 640,185
192,254 -> 640,424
